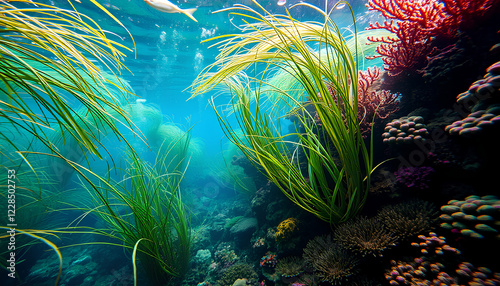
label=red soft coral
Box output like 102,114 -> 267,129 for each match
357,67 -> 400,135
366,0 -> 497,76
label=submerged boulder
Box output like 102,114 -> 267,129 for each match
230,217 -> 258,248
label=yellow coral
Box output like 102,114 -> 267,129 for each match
275,218 -> 299,241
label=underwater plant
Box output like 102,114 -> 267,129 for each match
0,1 -> 140,283
78,137 -> 192,285
0,0 -> 140,166
190,0 -> 375,225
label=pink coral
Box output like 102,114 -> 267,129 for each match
357,67 -> 400,134
324,67 -> 399,136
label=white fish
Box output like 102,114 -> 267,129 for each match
136,98 -> 147,103
277,0 -> 286,6
336,3 -> 346,9
144,0 -> 198,22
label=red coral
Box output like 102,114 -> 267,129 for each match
441,0 -> 496,29
367,0 -> 446,30
366,0 -> 497,76
357,67 -> 400,134
322,67 -> 399,135
367,21 -> 436,76
366,0 -> 446,75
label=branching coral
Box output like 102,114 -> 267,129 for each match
366,0 -> 497,75
357,67 -> 400,135
334,216 -> 398,257
366,0 -> 445,75
441,0 -> 496,30
303,235 -> 359,284
377,200 -> 439,240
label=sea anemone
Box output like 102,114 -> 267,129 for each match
377,200 -> 439,240
275,256 -> 304,283
303,235 -> 359,284
334,216 -> 398,257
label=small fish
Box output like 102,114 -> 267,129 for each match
144,0 -> 198,22
136,98 -> 147,103
336,3 -> 346,9
277,0 -> 286,6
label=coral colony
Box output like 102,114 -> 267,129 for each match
446,60 -> 500,136
383,116 -> 429,144
440,195 -> 500,239
366,0 -> 496,75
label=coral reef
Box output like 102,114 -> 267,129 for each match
275,256 -> 304,284
366,0 -> 447,75
386,253 -> 500,285
382,116 -> 429,144
410,232 -> 460,256
386,233 -> 459,286
455,262 -> 500,285
303,235 -> 359,284
306,66 -> 399,136
357,66 -> 400,135
394,166 -> 435,190
366,0 -> 497,75
439,195 -> 499,239
214,243 -> 239,271
385,258 -> 448,285
215,263 -> 258,286
445,61 -> 500,136
377,200 -> 438,240
333,216 -> 398,257
260,252 -> 278,268
275,217 -> 299,241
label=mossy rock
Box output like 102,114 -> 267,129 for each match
224,216 -> 244,229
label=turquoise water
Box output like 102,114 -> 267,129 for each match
1,0 -> 500,285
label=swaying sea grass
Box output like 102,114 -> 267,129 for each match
190,0 -> 374,224
0,2 -> 143,285
0,0 -> 140,166
76,132 -> 192,285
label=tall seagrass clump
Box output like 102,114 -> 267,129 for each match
80,134 -> 192,285
0,1 -> 139,283
0,0 -> 139,166
190,0 -> 374,224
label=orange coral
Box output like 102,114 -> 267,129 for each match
275,218 -> 299,241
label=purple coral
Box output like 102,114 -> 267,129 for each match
395,166 -> 435,190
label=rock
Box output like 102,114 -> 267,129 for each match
230,217 -> 258,248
